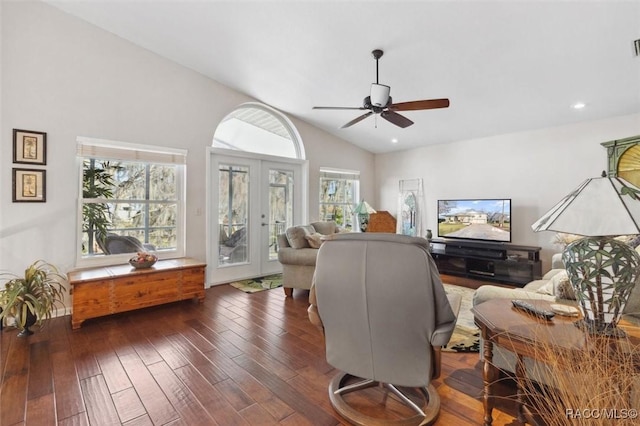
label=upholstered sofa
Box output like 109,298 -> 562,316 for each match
472,253 -> 640,380
473,253 -> 640,320
472,254 -> 573,307
277,221 -> 342,297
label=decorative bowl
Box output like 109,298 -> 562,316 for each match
129,253 -> 158,269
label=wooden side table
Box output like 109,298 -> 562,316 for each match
472,299 -> 640,426
68,258 -> 206,329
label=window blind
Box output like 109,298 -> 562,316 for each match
77,137 -> 187,165
320,168 -> 360,180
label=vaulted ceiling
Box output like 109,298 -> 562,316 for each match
45,0 -> 640,153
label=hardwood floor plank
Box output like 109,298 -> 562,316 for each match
57,412 -> 90,426
69,330 -> 102,380
51,348 -> 86,421
26,393 -> 56,425
163,333 -> 228,384
119,325 -> 164,366
233,354 -> 339,425
213,378 -> 257,411
111,387 -> 147,424
146,360 -> 219,425
118,352 -> 179,425
95,350 -> 133,394
279,412 -> 321,426
238,403 -> 280,425
122,414 -> 154,426
287,366 -> 344,418
27,340 -> 53,400
174,364 -> 249,426
1,336 -> 30,425
80,375 -> 121,425
184,318 -> 244,358
220,329 -> 307,372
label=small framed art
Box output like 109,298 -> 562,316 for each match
12,168 -> 46,202
13,129 -> 47,165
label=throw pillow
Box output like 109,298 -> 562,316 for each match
285,225 -> 315,249
551,270 -> 576,300
311,221 -> 336,235
305,233 -> 325,249
536,280 -> 555,296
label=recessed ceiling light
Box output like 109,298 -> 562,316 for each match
391,138 -> 398,144
572,102 -> 586,110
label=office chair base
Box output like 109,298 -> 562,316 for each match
328,372 -> 440,426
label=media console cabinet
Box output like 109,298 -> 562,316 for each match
430,239 -> 542,287
68,258 -> 206,329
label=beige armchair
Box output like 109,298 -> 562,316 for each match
308,233 -> 460,426
277,221 -> 341,297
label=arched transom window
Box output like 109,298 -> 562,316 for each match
213,103 -> 304,159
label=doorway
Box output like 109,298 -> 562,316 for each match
208,151 -> 305,285
208,103 -> 307,286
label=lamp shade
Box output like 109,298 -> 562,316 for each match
354,200 -> 376,215
531,174 -> 640,237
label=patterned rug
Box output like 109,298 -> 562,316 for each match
229,274 -> 283,293
442,283 -> 480,353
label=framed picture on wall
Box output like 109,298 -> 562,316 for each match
12,168 -> 46,202
13,129 -> 47,165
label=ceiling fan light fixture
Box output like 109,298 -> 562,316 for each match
370,83 -> 390,107
312,49 -> 449,129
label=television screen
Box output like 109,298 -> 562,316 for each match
437,199 -> 511,243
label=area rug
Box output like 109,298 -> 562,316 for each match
442,283 -> 480,353
229,274 -> 283,293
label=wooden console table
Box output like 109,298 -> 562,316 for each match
68,258 -> 206,329
472,299 -> 640,425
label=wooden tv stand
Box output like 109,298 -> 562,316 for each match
430,239 -> 542,287
68,258 -> 206,329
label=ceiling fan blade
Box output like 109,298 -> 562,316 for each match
390,98 -> 450,111
381,110 -> 414,128
313,106 -> 367,110
341,111 -> 374,128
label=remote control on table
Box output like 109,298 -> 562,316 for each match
511,299 -> 555,320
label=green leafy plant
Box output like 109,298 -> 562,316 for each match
0,260 -> 67,331
83,159 -> 115,253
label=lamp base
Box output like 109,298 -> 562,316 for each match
574,318 -> 626,338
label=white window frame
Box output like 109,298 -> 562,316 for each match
319,168 -> 360,229
76,137 -> 187,267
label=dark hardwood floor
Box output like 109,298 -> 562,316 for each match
0,284 -> 519,425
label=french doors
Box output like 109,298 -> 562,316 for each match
208,150 -> 304,285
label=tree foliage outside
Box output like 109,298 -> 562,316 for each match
82,159 -> 178,255
319,177 -> 356,229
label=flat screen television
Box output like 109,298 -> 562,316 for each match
437,199 -> 511,243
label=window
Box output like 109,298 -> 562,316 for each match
319,169 -> 359,230
213,103 -> 304,159
77,137 -> 186,265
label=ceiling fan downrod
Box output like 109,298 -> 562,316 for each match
372,49 -> 383,84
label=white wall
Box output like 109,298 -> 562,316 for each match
0,1 -> 374,289
375,113 -> 640,270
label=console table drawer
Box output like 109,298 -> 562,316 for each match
69,258 -> 206,329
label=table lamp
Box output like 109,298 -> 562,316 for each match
354,200 -> 376,232
532,172 -> 640,337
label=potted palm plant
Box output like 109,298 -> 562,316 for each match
0,260 -> 67,336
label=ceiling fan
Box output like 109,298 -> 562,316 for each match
313,49 -> 450,129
